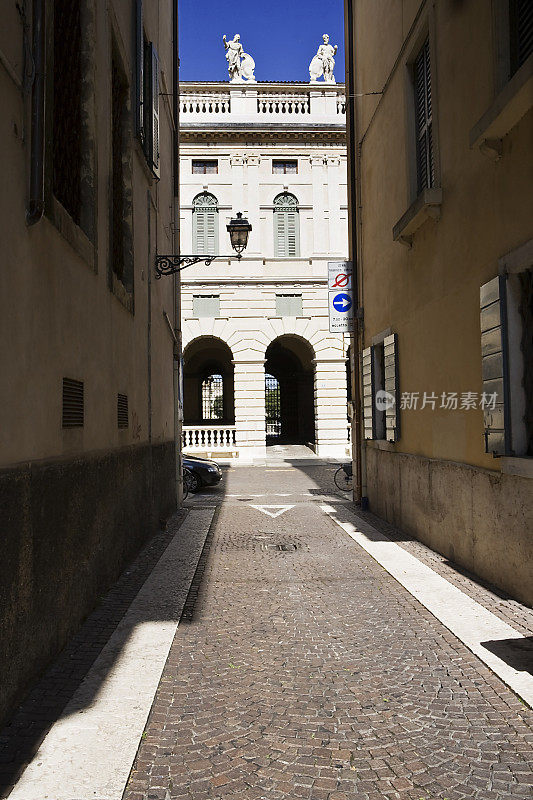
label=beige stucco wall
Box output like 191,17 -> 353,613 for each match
352,0 -> 533,471
0,0 -> 177,468
345,0 -> 533,602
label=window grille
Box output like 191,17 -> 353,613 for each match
193,294 -> 220,317
53,0 -> 82,223
62,378 -> 84,428
510,0 -> 533,73
265,373 -> 281,439
111,44 -> 129,286
192,160 -> 218,174
192,192 -> 219,254
273,193 -> 300,257
272,160 -> 298,174
117,393 -> 129,428
202,374 -> 224,420
414,38 -> 434,194
275,294 -> 303,316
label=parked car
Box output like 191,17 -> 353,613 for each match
182,455 -> 223,492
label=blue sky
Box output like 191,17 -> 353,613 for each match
178,0 -> 345,83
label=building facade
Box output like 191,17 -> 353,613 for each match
344,0 -> 533,604
0,0 -> 179,724
179,81 -> 350,461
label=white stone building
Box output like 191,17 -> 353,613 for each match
179,80 -> 349,461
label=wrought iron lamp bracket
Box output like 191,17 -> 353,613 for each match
154,252 -> 242,279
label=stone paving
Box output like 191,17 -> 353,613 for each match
123,464 -> 533,800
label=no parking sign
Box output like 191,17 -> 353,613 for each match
328,261 -> 354,332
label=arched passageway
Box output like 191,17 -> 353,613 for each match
183,337 -> 234,424
265,336 -> 315,446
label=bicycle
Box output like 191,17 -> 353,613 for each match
334,462 -> 353,492
183,466 -> 195,501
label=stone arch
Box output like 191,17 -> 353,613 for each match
264,334 -> 316,445
183,336 -> 234,424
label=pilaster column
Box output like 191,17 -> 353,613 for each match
327,156 -> 342,255
310,156 -> 326,254
232,359 -> 266,461
229,155 -> 245,218
313,358 -> 349,458
246,155 -> 261,255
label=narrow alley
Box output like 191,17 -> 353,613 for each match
2,453 -> 532,800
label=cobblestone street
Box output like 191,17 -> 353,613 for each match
3,458 -> 532,800
123,461 -> 532,800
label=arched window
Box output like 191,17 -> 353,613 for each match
273,193 -> 300,257
201,373 -> 224,420
193,192 -> 218,255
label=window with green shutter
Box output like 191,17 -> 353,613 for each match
192,192 -> 218,255
273,193 -> 300,257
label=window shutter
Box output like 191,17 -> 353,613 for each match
480,276 -> 510,455
362,347 -> 375,440
414,38 -> 434,193
135,0 -> 144,143
206,210 -> 217,255
146,43 -> 160,178
194,210 -> 205,253
383,333 -> 400,442
274,211 -> 286,257
287,211 -> 299,256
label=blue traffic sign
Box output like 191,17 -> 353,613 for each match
332,293 -> 353,313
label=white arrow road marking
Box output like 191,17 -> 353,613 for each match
250,504 -> 295,518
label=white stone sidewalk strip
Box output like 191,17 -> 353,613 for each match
321,504 -> 533,707
9,508 -> 215,800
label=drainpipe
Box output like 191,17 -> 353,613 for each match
344,0 -> 363,504
172,0 -> 183,506
27,0 -> 45,225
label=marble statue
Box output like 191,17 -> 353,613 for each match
309,34 -> 338,83
223,34 -> 256,82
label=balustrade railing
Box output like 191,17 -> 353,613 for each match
257,94 -> 310,115
183,425 -> 237,451
337,97 -> 346,114
181,94 -> 231,114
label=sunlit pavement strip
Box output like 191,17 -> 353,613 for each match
8,508 -> 215,800
321,503 -> 533,707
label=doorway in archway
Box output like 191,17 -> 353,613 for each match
265,336 -> 315,446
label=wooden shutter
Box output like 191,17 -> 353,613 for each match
414,38 -> 434,193
286,211 -> 299,256
480,276 -> 510,455
135,0 -> 144,143
362,347 -> 375,440
383,333 -> 400,442
146,43 -> 160,178
205,210 -> 217,255
274,211 -> 286,257
193,209 -> 205,253
511,0 -> 533,72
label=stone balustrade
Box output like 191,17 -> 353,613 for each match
183,424 -> 237,452
179,83 -> 346,125
257,94 -> 310,115
180,93 -> 231,115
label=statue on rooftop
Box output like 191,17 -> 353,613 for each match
309,34 -> 338,83
223,34 -> 256,83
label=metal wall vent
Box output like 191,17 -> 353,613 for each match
62,378 -> 84,428
117,393 -> 129,428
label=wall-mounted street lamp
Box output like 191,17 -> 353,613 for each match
155,212 -> 252,279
